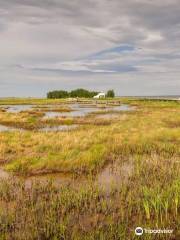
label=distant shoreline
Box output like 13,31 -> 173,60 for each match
116,95 -> 180,99
0,95 -> 179,100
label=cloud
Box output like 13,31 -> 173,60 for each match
0,0 -> 180,96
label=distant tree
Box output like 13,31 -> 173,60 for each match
47,90 -> 69,99
70,89 -> 98,98
47,92 -> 53,99
89,91 -> 99,98
106,90 -> 115,98
47,89 -> 98,99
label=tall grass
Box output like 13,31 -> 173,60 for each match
0,99 -> 179,239
0,153 -> 179,239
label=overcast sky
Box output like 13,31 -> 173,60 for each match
0,0 -> 180,97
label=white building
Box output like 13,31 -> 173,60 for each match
93,92 -> 106,99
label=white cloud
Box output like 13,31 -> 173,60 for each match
0,0 -> 180,96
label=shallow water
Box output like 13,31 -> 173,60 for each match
39,124 -> 78,132
111,104 -> 133,111
0,124 -> 19,132
0,168 -> 9,179
0,161 -> 133,192
0,105 -> 33,113
0,104 -> 133,132
44,104 -> 133,118
43,111 -> 66,118
95,113 -> 119,119
97,162 -> 133,191
0,103 -> 133,117
44,104 -> 99,118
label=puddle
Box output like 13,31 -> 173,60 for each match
95,113 -> 119,119
0,168 -> 9,179
97,162 -> 133,191
94,105 -> 134,119
0,161 -> 133,192
0,105 -> 33,113
112,104 -> 133,111
78,104 -> 97,108
0,124 -> 21,132
24,173 -> 73,189
39,124 -> 78,132
43,112 -> 66,118
44,104 -> 98,118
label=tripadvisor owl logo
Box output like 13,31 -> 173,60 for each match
135,227 -> 143,236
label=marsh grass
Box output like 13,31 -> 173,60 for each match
0,97 -> 121,107
0,98 -> 179,239
0,98 -> 74,105
33,106 -> 73,113
0,153 -> 179,239
0,99 -> 179,174
0,107 -> 112,130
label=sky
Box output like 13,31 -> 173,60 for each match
0,0 -> 180,97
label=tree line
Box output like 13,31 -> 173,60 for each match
47,89 -> 115,99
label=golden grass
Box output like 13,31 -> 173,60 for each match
0,99 -> 179,175
0,99 -> 179,239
